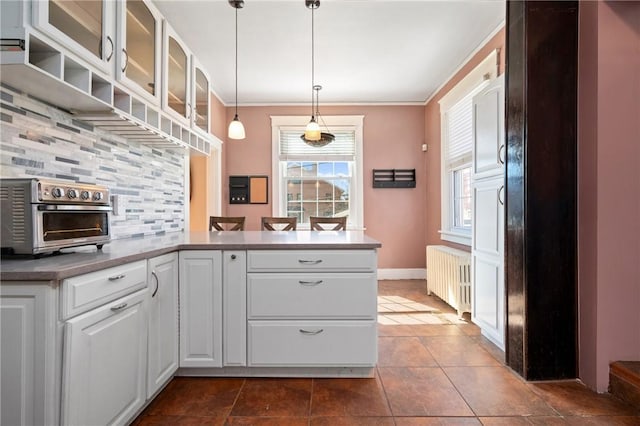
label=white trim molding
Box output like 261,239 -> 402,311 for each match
377,268 -> 427,280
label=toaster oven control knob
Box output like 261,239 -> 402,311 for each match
80,190 -> 91,200
52,187 -> 64,198
93,192 -> 104,201
67,189 -> 78,199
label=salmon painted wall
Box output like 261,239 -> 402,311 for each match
578,1 -> 640,392
189,93 -> 227,231
424,29 -> 506,252
223,105 -> 427,269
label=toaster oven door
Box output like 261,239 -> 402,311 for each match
35,205 -> 111,251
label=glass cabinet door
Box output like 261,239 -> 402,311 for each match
167,37 -> 187,117
33,0 -> 114,74
122,0 -> 157,98
193,65 -> 210,134
49,0 -> 103,59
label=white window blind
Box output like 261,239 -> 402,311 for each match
445,93 -> 474,168
279,130 -> 356,160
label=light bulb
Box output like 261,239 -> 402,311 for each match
304,117 -> 321,141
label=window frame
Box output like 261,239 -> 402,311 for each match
271,115 -> 364,230
439,49 -> 498,246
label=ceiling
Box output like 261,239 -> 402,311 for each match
153,0 -> 505,105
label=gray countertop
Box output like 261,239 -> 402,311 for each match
0,231 -> 381,281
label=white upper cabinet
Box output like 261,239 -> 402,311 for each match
192,57 -> 211,136
116,0 -> 162,105
163,21 -> 191,125
472,74 -> 505,180
32,0 -> 116,75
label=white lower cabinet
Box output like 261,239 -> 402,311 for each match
179,250 -> 223,367
471,176 -> 505,349
223,251 -> 247,366
0,283 -> 59,426
246,250 -> 378,368
61,289 -> 148,426
248,320 -> 377,366
147,252 -> 179,397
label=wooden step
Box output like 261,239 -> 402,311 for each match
610,361 -> 640,407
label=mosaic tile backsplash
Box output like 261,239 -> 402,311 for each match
0,85 -> 187,239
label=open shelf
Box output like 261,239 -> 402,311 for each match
1,31 -> 215,155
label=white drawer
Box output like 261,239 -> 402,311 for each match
248,320 -> 377,367
61,260 -> 147,319
247,273 -> 376,319
247,250 -> 376,272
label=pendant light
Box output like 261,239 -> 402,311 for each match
302,0 -> 334,147
228,0 -> 246,140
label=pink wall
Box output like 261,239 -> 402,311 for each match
424,29 -> 506,252
223,105 -> 427,269
578,1 -> 640,392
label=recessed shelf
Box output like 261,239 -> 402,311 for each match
372,169 -> 416,188
28,35 -> 62,78
131,98 -> 145,121
91,74 -> 112,105
63,57 -> 90,92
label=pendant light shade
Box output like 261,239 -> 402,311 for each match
301,0 -> 334,147
304,117 -> 321,141
228,114 -> 246,139
228,0 -> 245,140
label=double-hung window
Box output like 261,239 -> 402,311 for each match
439,50 -> 498,245
271,116 -> 364,229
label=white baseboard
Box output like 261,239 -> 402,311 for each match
377,268 -> 427,280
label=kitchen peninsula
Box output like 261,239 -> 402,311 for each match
0,231 -> 381,426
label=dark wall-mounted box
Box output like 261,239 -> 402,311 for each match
229,175 -> 268,204
372,169 -> 416,188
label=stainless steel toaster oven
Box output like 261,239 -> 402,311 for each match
1,178 -> 111,255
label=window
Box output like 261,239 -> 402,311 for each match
271,116 -> 364,229
439,50 -> 498,245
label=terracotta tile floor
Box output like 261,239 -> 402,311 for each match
133,280 -> 640,426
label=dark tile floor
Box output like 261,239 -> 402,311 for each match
133,280 -> 640,426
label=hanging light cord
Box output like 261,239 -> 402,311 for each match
311,4 -> 315,118
234,5 -> 239,117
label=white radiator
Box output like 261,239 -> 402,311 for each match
426,245 -> 472,317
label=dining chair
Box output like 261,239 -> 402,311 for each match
209,216 -> 245,231
309,216 -> 347,231
261,216 -> 297,231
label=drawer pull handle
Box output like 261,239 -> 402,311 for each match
299,328 -> 324,336
151,270 -> 159,298
299,280 -> 323,286
108,274 -> 126,281
298,259 -> 322,265
110,303 -> 128,312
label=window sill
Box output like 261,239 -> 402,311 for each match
439,230 -> 471,246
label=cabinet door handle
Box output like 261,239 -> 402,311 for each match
299,280 -> 323,286
106,36 -> 114,62
186,102 -> 192,120
298,259 -> 322,265
499,144 -> 506,165
498,185 -> 505,205
110,303 -> 128,312
121,48 -> 128,73
108,274 -> 125,281
151,270 -> 159,298
299,329 -> 324,335
230,254 -> 237,260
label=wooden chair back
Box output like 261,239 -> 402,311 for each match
261,216 -> 297,231
209,216 -> 245,231
309,216 -> 347,231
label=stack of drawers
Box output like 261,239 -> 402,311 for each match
246,249 -> 378,367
